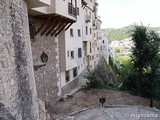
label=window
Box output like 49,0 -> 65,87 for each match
67,51 -> 69,57
90,56 -> 92,60
103,40 -> 105,43
90,42 -> 92,53
77,7 -> 79,15
73,67 -> 77,78
71,51 -> 74,59
90,28 -> 92,34
78,29 -> 81,37
86,26 -> 88,35
78,48 -> 82,58
89,12 -> 91,18
65,71 -> 70,83
70,29 -> 73,37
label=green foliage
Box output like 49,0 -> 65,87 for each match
115,55 -> 134,81
82,69 -> 103,90
122,25 -> 160,100
82,58 -> 118,90
102,26 -> 160,43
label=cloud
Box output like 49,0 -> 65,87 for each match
98,0 -> 160,28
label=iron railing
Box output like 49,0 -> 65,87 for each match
68,3 -> 77,18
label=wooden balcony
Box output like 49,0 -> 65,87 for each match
30,13 -> 76,37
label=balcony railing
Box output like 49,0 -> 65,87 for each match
68,3 -> 77,18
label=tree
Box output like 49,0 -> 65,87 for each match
130,25 -> 160,107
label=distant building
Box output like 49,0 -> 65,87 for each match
109,38 -> 133,59
98,33 -> 109,63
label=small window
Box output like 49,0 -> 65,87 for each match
77,7 -> 79,15
90,56 -> 92,60
73,67 -> 77,78
71,51 -> 74,59
103,40 -> 105,43
70,29 -> 73,37
90,28 -> 92,34
89,12 -> 91,18
78,48 -> 82,58
65,71 -> 70,83
90,43 -> 92,53
86,26 -> 88,35
67,51 -> 69,57
78,29 -> 81,37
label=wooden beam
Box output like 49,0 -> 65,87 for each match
46,18 -> 63,36
46,16 -> 62,36
54,19 -> 71,36
51,22 -> 66,37
55,23 -> 68,37
40,17 -> 55,36
51,18 -> 68,36
65,22 -> 73,31
35,16 -> 52,35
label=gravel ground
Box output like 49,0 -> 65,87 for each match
47,89 -> 160,119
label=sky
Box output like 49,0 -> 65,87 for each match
98,0 -> 160,28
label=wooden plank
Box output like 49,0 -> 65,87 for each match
51,22 -> 65,36
50,18 -> 67,36
35,16 -> 52,36
46,16 -> 62,36
65,22 -> 73,31
40,17 -> 54,36
55,23 -> 68,37
54,19 -> 71,36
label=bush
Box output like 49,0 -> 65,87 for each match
120,73 -> 137,93
82,58 -> 119,90
82,69 -> 103,90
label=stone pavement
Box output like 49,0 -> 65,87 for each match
58,106 -> 160,120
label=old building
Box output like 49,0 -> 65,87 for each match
28,0 -> 78,111
60,0 -> 109,95
0,0 -> 108,119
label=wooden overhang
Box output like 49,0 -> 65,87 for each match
35,14 -> 76,37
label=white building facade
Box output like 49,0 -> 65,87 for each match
60,0 -> 109,90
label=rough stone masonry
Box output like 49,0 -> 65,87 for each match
0,0 -> 39,119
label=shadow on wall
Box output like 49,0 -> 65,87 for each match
0,103 -> 16,120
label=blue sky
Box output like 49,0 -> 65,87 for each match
98,0 -> 160,28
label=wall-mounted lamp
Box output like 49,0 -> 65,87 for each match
41,52 -> 48,63
34,52 -> 48,71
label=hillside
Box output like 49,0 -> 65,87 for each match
102,26 -> 160,43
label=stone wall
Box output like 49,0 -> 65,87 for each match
61,78 -> 79,96
30,17 -> 61,107
0,0 -> 39,119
